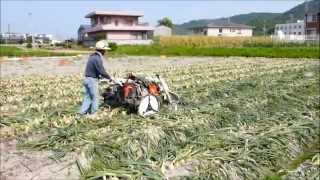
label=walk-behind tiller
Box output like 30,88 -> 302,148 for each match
101,73 -> 180,117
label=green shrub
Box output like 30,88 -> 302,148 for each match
108,42 -> 118,51
64,44 -> 72,49
18,39 -> 24,44
26,36 -> 32,44
55,43 -> 65,47
26,43 -> 32,48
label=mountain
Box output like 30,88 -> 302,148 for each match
173,0 -> 320,35
273,0 -> 319,24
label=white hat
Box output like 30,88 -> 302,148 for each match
95,40 -> 111,50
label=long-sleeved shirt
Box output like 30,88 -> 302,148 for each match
84,51 -> 111,79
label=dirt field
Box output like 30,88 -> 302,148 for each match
0,139 -> 80,180
0,55 -> 291,78
1,56 -> 318,180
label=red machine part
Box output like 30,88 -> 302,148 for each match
123,83 -> 136,98
148,83 -> 160,96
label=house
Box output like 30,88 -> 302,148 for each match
78,10 -> 154,46
33,34 -> 53,44
305,9 -> 320,41
0,32 -> 26,44
189,21 -> 253,37
0,32 -> 53,44
274,20 -> 305,41
154,25 -> 172,37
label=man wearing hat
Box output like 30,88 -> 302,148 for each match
78,40 -> 113,115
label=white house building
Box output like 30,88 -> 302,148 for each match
190,22 -> 253,37
0,32 -> 26,43
274,20 -> 305,41
78,10 -> 154,46
0,32 -> 54,44
154,25 -> 172,37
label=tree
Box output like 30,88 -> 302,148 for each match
26,43 -> 32,48
158,17 -> 173,28
26,36 -> 33,44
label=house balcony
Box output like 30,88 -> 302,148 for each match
107,39 -> 153,45
137,22 -> 149,26
86,24 -> 154,33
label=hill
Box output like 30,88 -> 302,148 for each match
173,0 -> 320,35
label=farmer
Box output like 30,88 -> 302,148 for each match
78,40 -> 113,115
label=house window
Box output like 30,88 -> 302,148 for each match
126,19 -> 133,26
219,28 -> 222,33
106,17 -> 111,24
298,25 -> 302,29
312,15 -> 317,22
294,25 -> 296,29
230,28 -> 235,32
97,17 -> 101,24
293,32 -> 296,35
307,15 -> 313,22
102,17 -> 107,24
306,29 -> 316,35
115,20 -> 118,26
298,32 -> 301,35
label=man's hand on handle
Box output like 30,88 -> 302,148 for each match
99,78 -> 113,84
99,77 -> 123,87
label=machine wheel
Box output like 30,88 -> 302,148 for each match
138,95 -> 159,117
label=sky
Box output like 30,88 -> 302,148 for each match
1,0 -> 305,39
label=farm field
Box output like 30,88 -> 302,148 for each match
0,46 -> 80,57
1,36 -> 319,59
108,36 -> 319,59
157,36 -> 319,48
0,56 -> 319,179
110,45 -> 319,59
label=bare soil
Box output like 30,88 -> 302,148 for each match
0,139 -> 79,180
0,55 -> 264,78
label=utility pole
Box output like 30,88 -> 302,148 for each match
304,0 -> 310,40
7,24 -> 10,44
28,12 -> 33,45
289,13 -> 293,38
263,20 -> 266,37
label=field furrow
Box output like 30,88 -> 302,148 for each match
1,58 -> 319,180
